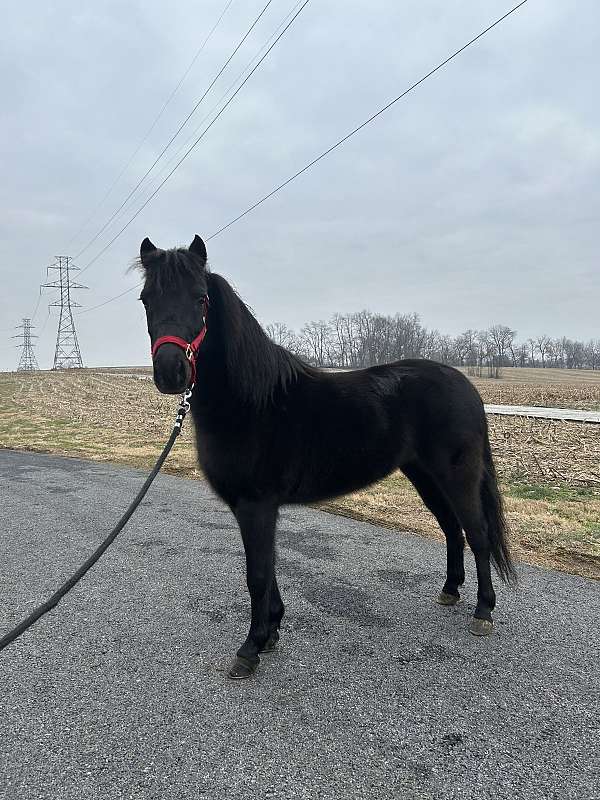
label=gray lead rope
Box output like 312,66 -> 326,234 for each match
0,388 -> 193,653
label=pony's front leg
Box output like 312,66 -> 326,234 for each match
228,499 -> 278,680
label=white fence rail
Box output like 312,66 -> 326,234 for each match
484,405 -> 600,424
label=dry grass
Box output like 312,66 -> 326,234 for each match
1,369 -> 599,580
0,371 -> 201,478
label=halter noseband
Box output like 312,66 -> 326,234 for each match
150,295 -> 209,388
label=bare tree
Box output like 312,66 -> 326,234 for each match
535,335 -> 552,368
584,339 -> 600,370
572,340 -> 586,369
300,320 -> 334,367
266,313 -> 599,373
514,342 -> 528,368
488,324 -> 516,367
266,322 -> 297,351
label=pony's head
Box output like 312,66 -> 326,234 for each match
138,235 -> 209,395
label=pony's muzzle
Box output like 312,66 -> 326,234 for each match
152,344 -> 191,395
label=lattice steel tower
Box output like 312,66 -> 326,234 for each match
42,256 -> 87,369
13,318 -> 40,371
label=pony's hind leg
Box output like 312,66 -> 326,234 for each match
261,574 -> 284,654
228,499 -> 278,679
402,463 -> 465,606
459,502 -> 496,636
434,470 -> 497,636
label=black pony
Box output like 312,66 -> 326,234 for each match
138,235 -> 515,679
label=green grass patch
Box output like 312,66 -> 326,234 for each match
507,482 -> 598,503
582,520 -> 600,540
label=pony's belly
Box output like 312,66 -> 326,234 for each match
287,451 -> 398,504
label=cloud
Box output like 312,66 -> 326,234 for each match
1,0 -> 598,370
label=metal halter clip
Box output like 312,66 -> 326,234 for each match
174,387 -> 193,432
180,387 -> 193,414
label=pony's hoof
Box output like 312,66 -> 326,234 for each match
227,655 -> 259,680
469,617 -> 493,636
260,632 -> 280,654
436,591 -> 460,606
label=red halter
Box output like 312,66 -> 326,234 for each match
150,296 -> 209,388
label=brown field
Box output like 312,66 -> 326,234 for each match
0,368 -> 599,580
473,367 -> 600,384
464,367 -> 600,410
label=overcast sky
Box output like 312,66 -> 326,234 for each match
1,0 -> 598,370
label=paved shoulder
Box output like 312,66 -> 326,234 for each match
0,450 -> 598,800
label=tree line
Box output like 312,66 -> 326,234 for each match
266,314 -> 600,372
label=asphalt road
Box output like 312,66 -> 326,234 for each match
0,450 -> 598,800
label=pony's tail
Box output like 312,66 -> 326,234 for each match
481,436 -> 517,585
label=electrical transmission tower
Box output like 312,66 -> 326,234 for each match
13,318 -> 40,371
42,256 -> 87,369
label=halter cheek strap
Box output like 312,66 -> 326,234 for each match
150,296 -> 209,388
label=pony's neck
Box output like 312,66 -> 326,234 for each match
202,272 -> 305,408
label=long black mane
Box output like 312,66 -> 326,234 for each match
206,272 -> 310,408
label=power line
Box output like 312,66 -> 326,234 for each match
76,0 -> 528,315
154,0 -> 307,182
78,0 -> 311,277
78,282 -> 142,315
33,2 -> 239,327
74,0 -> 275,262
207,0 -> 530,241
68,3 -> 309,318
38,306 -> 53,337
66,0 -> 236,251
86,0 -> 308,241
30,289 -> 43,323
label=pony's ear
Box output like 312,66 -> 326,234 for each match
140,237 -> 158,267
189,235 -> 207,264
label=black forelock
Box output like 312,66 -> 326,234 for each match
132,247 -> 208,294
